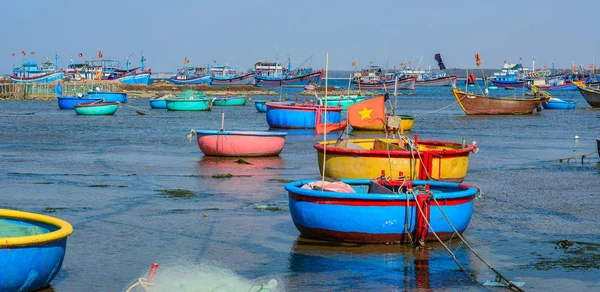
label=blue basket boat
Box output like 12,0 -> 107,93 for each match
266,102 -> 342,129
57,96 -> 102,109
254,100 -> 267,112
0,209 -> 73,292
285,179 -> 479,244
86,91 -> 127,103
541,97 -> 576,109
149,96 -> 168,109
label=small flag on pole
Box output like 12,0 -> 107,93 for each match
474,53 -> 481,67
351,61 -> 356,66
30,52 -> 35,55
78,53 -> 83,57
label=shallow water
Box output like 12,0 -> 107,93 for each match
1,83 -> 599,291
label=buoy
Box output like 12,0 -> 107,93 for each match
575,135 -> 579,139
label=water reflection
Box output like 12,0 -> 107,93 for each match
287,236 -> 480,291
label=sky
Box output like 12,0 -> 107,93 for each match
1,0 -> 599,74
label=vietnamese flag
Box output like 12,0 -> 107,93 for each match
348,95 -> 386,128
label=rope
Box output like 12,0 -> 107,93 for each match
413,94 -> 466,117
125,278 -> 153,292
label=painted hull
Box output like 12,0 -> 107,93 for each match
57,96 -> 102,109
350,114 -> 415,131
315,138 -> 476,182
10,71 -> 64,84
317,95 -> 365,110
254,100 -> 267,112
169,75 -> 211,85
165,98 -> 214,111
74,102 -> 119,115
575,85 -> 600,108
86,91 -> 128,103
266,103 -> 342,129
212,96 -> 247,106
527,83 -> 577,91
452,89 -> 547,115
491,80 -> 526,88
597,139 -> 600,157
254,71 -> 323,87
416,75 -> 458,86
542,99 -> 576,109
352,76 -> 417,90
149,98 -> 167,109
0,209 -> 72,292
210,73 -> 255,85
286,179 -> 478,244
195,130 -> 287,157
114,72 -> 151,85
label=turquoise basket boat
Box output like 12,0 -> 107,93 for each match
165,97 -> 215,111
317,95 -> 365,110
74,102 -> 119,115
213,96 -> 247,106
1,209 -> 73,292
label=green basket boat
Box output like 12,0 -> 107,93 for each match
165,97 -> 215,111
74,102 -> 119,115
317,95 -> 365,110
213,96 -> 247,106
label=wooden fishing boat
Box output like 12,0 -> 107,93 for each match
254,100 -> 268,112
542,97 -> 576,109
451,88 -> 548,115
0,209 -> 73,291
74,102 -> 119,115
573,81 -> 600,108
285,179 -> 479,244
266,102 -> 343,129
10,57 -> 64,84
57,96 -> 102,109
169,66 -> 211,84
165,97 -> 214,111
315,137 -> 477,182
190,130 -> 287,157
212,96 -> 247,106
86,91 -> 128,103
316,95 -> 365,110
113,71 -> 152,85
253,59 -> 323,87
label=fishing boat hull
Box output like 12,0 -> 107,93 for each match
527,83 -> 577,91
317,95 -> 365,110
149,98 -> 167,109
542,99 -> 576,109
74,102 -> 119,115
315,138 -> 476,182
0,209 -> 72,292
350,114 -> 415,131
575,84 -> 600,108
114,71 -> 151,85
285,179 -> 478,244
210,73 -> 255,85
169,75 -> 211,85
254,71 -> 323,87
416,75 -> 458,86
194,130 -> 287,157
597,139 -> 600,157
266,103 -> 342,129
10,71 -> 64,84
86,91 -> 128,103
213,96 -> 247,106
452,89 -> 547,115
490,80 -> 526,88
254,100 -> 267,112
352,76 -> 416,90
57,96 -> 102,109
165,98 -> 214,111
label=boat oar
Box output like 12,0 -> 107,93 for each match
118,102 -> 148,115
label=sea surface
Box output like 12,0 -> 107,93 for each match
1,82 -> 599,291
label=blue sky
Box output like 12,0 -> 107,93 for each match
1,0 -> 598,73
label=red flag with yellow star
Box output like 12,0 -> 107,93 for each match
347,95 -> 386,129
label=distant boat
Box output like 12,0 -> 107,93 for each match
254,100 -> 268,112
451,88 -> 548,115
285,179 -> 479,244
253,57 -> 323,87
0,209 -> 73,292
67,55 -> 152,85
542,97 -> 576,109
57,96 -> 102,109
165,96 -> 214,111
191,129 -> 287,157
209,65 -> 255,85
316,95 -> 365,110
111,71 -> 151,85
407,54 -> 459,87
490,62 -> 530,88
10,57 -> 64,83
86,91 -> 128,103
212,96 -> 247,106
74,102 -> 119,115
573,81 -> 600,108
347,95 -> 415,131
351,66 -> 416,90
169,67 -> 211,84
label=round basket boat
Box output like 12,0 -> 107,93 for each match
0,209 -> 73,292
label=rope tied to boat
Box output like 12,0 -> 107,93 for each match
187,129 -> 196,143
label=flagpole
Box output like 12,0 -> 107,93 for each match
321,52 -> 329,185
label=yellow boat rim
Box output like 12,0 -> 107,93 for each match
0,209 -> 73,248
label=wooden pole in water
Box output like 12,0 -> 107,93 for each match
321,52 -> 329,184
220,112 -> 225,132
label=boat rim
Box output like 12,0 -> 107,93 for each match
194,130 -> 287,137
265,102 -> 343,111
314,138 -> 476,156
74,102 -> 119,107
0,209 -> 73,248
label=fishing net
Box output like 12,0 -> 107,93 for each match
0,219 -> 44,237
